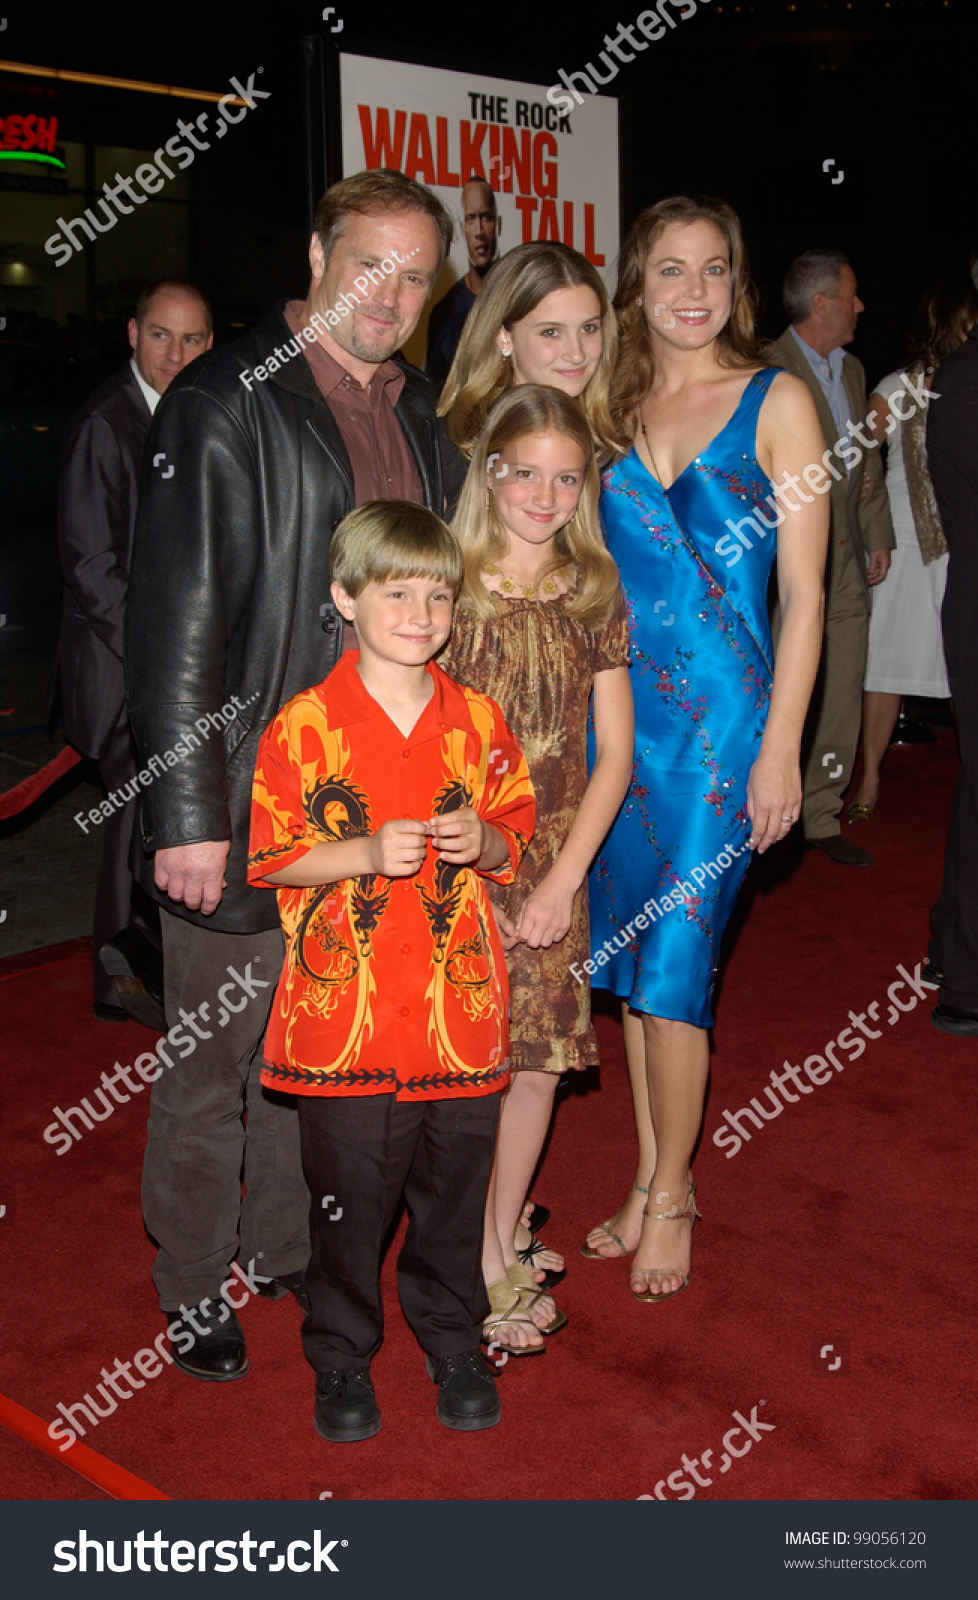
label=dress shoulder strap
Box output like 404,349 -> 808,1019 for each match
734,365 -> 782,452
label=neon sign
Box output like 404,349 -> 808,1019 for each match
0,150 -> 64,167
0,112 -> 60,155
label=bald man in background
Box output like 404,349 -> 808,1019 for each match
424,177 -> 499,388
57,279 -> 213,1024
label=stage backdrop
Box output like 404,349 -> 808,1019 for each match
336,52 -> 620,367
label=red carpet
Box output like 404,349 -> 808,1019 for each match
1,729 -> 975,1501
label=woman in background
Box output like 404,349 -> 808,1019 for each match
847,276 -> 978,822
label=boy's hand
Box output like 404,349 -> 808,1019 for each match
367,819 -> 428,878
516,874 -> 576,949
428,807 -> 485,865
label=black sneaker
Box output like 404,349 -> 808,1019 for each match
314,1368 -> 380,1442
931,1004 -> 978,1038
425,1350 -> 501,1432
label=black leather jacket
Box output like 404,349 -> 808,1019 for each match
124,303 -> 445,933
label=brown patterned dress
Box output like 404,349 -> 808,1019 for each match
440,588 -> 630,1072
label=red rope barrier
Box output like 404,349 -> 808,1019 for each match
0,1390 -> 170,1500
0,745 -> 81,820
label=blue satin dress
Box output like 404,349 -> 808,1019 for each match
589,366 -> 781,1027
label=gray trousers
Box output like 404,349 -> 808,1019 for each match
92,717 -> 159,1008
142,909 -> 309,1312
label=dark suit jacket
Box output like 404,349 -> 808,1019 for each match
56,362 -> 151,759
927,324 -> 978,681
766,330 -> 894,604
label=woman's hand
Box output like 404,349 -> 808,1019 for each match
746,751 -> 801,854
516,873 -> 576,949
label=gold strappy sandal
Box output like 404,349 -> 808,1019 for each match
630,1180 -> 701,1304
580,1183 -> 649,1259
482,1278 -> 546,1357
505,1261 -> 568,1335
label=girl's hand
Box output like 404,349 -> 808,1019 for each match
516,873 -> 576,949
490,901 -> 523,951
746,752 -> 801,854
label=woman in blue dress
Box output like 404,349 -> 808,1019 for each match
583,197 -> 828,1300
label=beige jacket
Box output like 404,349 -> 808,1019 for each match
766,329 -> 895,603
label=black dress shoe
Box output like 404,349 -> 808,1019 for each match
921,961 -> 944,989
890,713 -> 936,746
808,835 -> 874,866
255,1268 -> 311,1315
425,1350 -> 501,1432
314,1368 -> 380,1442
99,927 -> 166,1032
931,1004 -> 978,1038
169,1300 -> 248,1381
93,1001 -> 130,1023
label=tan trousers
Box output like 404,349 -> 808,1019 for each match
800,541 -> 869,840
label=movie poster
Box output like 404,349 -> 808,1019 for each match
337,52 -> 620,366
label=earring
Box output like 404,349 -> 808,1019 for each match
500,346 -> 511,358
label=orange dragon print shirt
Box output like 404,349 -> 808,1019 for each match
248,652 -> 535,1101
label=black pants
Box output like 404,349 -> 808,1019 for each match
92,718 -> 159,1007
930,673 -> 978,1010
298,1091 -> 500,1371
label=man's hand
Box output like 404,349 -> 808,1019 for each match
367,819 -> 428,878
866,548 -> 891,586
155,840 -> 231,915
428,807 -> 484,865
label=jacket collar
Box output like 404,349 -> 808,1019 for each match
258,299 -> 433,411
771,330 -> 846,452
255,300 -> 436,507
321,651 -> 476,734
116,359 -> 153,427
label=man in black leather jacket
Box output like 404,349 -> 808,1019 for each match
124,169 -> 452,1380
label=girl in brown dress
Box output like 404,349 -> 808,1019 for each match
439,240 -> 620,1277
442,385 -> 633,1353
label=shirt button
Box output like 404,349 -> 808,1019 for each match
399,1005 -> 410,1017
400,943 -> 411,955
401,749 -> 410,759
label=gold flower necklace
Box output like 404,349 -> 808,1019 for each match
484,562 -> 571,598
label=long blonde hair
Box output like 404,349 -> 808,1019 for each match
611,195 -> 765,444
438,242 -> 620,465
451,385 -> 621,631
